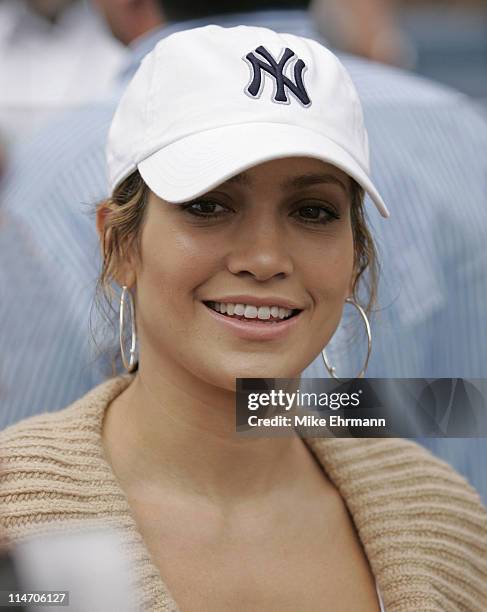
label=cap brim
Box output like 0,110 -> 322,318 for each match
138,122 -> 389,218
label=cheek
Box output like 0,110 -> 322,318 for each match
135,223 -> 218,318
303,228 -> 355,304
300,230 -> 354,352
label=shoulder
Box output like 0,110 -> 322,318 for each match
0,374 -> 130,443
339,53 -> 462,104
0,375 -> 133,539
308,436 -> 486,516
338,52 -> 487,141
1,101 -> 118,215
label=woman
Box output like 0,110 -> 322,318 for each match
1,25 -> 486,611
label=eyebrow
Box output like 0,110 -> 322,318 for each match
283,173 -> 350,195
225,171 -> 349,194
226,173 -> 251,186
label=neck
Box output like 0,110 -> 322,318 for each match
102,354 -> 323,508
122,4 -> 165,46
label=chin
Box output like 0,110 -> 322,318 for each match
215,362 -> 303,389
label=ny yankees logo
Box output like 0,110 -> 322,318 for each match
244,46 -> 311,107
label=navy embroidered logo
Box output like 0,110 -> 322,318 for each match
244,46 -> 311,107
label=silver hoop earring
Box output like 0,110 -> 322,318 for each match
321,297 -> 372,380
119,285 -> 138,373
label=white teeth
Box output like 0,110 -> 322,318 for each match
209,301 -> 295,320
244,305 -> 258,318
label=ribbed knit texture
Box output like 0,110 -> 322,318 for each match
1,374 -> 486,611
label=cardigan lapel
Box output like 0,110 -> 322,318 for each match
303,436 -> 452,610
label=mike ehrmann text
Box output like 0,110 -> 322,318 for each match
247,414 -> 387,428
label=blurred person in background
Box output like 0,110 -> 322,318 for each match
0,0 -> 126,147
397,0 -> 487,104
93,0 -> 164,44
26,0 -> 76,22
311,0 -> 414,67
313,0 -> 486,102
0,0 -> 487,507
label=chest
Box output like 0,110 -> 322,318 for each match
128,491 -> 381,612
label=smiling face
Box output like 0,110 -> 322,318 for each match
99,157 -> 356,390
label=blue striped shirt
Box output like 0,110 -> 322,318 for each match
1,11 -> 486,503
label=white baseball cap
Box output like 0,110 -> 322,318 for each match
107,25 -> 389,218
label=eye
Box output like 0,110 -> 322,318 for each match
180,199 -> 229,218
293,203 -> 340,225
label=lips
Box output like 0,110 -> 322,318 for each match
202,301 -> 303,341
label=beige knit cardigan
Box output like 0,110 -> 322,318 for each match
0,374 -> 486,611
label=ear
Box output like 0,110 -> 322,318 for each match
96,201 -> 110,241
96,201 -> 137,289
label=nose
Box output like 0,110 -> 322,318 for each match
226,214 -> 294,281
